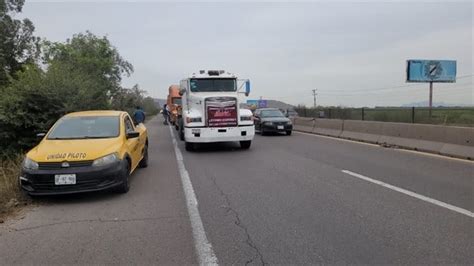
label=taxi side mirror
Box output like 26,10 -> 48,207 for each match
126,131 -> 140,139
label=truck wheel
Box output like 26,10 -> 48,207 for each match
286,131 -> 292,136
240,141 -> 251,149
185,141 -> 194,151
178,118 -> 185,141
138,143 -> 148,168
116,160 -> 130,193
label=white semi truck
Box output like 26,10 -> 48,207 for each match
178,70 -> 255,151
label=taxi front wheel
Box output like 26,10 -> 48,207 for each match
116,161 -> 130,193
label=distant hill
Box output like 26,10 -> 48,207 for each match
153,98 -> 167,108
401,101 -> 473,107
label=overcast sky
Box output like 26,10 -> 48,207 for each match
23,0 -> 473,107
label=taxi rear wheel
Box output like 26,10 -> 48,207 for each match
116,161 -> 130,193
139,144 -> 149,168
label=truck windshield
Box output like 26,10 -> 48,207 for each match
172,98 -> 182,105
190,78 -> 236,92
47,116 -> 120,139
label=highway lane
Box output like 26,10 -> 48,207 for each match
0,118 -> 472,265
0,118 -> 197,264
175,124 -> 473,264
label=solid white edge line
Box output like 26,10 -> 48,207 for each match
341,170 -> 474,218
168,125 -> 219,265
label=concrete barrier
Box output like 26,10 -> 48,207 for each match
292,117 -> 474,160
440,126 -> 474,159
340,120 -> 384,144
293,118 -> 314,133
313,119 -> 343,137
378,123 -> 446,154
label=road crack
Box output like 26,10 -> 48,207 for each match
209,175 -> 266,265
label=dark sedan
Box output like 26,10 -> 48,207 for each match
254,108 -> 293,135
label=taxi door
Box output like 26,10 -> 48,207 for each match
124,115 -> 141,170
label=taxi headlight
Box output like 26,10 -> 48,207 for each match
92,153 -> 119,167
22,157 -> 39,170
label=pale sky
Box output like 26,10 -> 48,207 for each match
22,0 -> 473,107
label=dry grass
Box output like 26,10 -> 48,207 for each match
0,155 -> 28,219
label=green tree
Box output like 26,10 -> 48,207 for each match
0,64 -> 64,155
0,0 -> 40,87
43,32 -> 133,111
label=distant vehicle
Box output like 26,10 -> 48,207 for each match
19,111 -> 148,195
178,70 -> 254,151
166,85 -> 182,129
283,109 -> 299,118
254,108 -> 293,135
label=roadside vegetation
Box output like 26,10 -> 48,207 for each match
0,0 -> 158,215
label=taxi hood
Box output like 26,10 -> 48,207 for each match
27,137 -> 122,162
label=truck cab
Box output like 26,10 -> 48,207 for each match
178,70 -> 255,151
166,85 -> 182,128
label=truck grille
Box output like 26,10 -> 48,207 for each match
206,97 -> 238,127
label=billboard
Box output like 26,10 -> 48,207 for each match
406,60 -> 456,83
246,99 -> 268,108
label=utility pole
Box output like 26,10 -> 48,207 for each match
312,89 -> 317,109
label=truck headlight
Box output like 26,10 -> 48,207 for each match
92,153 -> 119,167
240,116 -> 252,121
23,157 -> 39,170
186,117 -> 202,123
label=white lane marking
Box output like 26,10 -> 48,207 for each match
168,126 -> 219,265
341,170 -> 474,218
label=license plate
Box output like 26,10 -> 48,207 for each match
55,174 -> 76,185
277,125 -> 284,130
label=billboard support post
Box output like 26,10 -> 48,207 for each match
429,81 -> 433,118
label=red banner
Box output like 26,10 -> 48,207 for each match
206,97 -> 238,127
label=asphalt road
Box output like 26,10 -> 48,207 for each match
1,117 -> 473,265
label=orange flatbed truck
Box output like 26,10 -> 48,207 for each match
166,85 -> 182,129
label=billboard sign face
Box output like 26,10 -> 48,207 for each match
406,60 -> 456,83
258,100 -> 268,108
247,99 -> 268,108
246,100 -> 258,108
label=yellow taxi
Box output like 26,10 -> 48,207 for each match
19,111 -> 148,195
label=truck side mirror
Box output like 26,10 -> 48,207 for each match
179,89 -> 185,96
245,80 -> 251,96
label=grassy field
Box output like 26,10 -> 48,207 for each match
0,156 -> 27,219
296,107 -> 474,127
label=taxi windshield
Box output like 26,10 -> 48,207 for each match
47,116 -> 120,140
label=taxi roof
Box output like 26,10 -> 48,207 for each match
65,110 -> 126,117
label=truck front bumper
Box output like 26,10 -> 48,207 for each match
184,125 -> 255,143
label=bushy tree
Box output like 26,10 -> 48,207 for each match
42,32 -> 134,111
0,0 -> 40,87
0,65 -> 64,154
